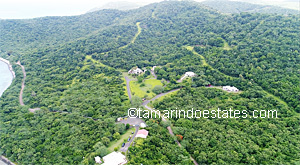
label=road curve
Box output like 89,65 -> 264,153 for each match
16,61 -> 26,106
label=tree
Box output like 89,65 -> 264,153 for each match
126,123 -> 130,130
113,132 -> 121,140
101,137 -> 110,146
152,85 -> 164,94
131,96 -> 143,107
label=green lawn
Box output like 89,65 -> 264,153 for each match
108,127 -> 136,152
130,79 -> 163,99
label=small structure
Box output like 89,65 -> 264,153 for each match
103,152 -> 127,165
136,129 -> 149,139
117,117 -> 122,122
128,67 -> 143,75
140,123 -> 146,128
95,156 -> 102,164
223,86 -> 239,92
185,71 -> 196,77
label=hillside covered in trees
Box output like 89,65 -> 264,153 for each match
0,0 -> 299,164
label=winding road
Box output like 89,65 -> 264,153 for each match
125,76 -> 199,164
16,61 -> 25,106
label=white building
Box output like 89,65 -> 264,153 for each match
95,156 -> 102,164
103,152 -> 127,165
135,129 -> 149,139
128,67 -> 143,75
222,86 -> 239,92
140,123 -> 146,128
185,71 -> 196,77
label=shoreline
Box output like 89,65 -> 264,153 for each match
0,57 -> 16,78
0,58 -> 16,165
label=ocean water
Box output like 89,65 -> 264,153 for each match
0,60 -> 13,97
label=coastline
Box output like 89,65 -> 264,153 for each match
0,58 -> 16,165
0,57 -> 15,78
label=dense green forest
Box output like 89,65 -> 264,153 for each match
0,0 -> 299,164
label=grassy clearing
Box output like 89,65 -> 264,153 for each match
108,127 -> 135,152
130,79 -> 163,98
144,79 -> 163,87
223,41 -> 232,50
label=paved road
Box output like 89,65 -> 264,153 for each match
120,126 -> 139,152
142,88 -> 180,107
16,61 -> 26,106
125,76 -> 132,100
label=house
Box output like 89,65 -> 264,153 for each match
185,71 -> 196,77
222,86 -> 239,92
128,67 -> 143,75
95,156 -> 102,164
136,129 -> 149,139
102,152 -> 127,165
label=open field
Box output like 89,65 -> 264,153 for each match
130,79 -> 163,98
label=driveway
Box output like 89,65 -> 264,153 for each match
125,76 -> 132,100
118,117 -> 145,126
120,126 -> 139,152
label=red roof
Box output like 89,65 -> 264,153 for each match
137,129 -> 148,136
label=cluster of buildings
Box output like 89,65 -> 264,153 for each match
128,66 -> 158,75
128,67 -> 144,75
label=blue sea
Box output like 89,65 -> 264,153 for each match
0,60 -> 13,97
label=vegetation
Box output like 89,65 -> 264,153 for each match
130,78 -> 163,98
0,0 -> 299,164
153,87 -> 300,164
